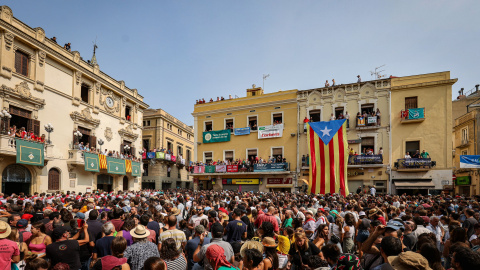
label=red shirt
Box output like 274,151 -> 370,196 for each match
254,213 -> 279,232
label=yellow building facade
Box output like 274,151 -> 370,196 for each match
390,72 -> 457,195
141,108 -> 194,189
191,86 -> 298,192
297,79 -> 391,194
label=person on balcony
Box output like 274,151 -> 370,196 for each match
378,147 -> 383,162
330,114 -> 336,121
412,150 -> 420,159
405,152 -> 411,159
345,112 -> 350,128
376,108 -> 381,126
420,150 -> 430,159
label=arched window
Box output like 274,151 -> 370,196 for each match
48,168 -> 60,190
2,164 -> 31,183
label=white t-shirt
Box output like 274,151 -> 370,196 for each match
189,214 -> 208,227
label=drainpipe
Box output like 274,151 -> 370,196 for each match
296,102 -> 300,192
388,87 -> 393,194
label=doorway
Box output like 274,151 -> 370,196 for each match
97,174 -> 113,192
2,164 -> 31,195
123,176 -> 129,191
48,168 -> 60,191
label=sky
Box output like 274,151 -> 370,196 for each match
4,0 -> 480,125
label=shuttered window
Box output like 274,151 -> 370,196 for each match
48,168 -> 60,190
15,50 -> 29,77
248,149 -> 257,156
225,151 -> 234,160
405,97 -> 418,110
272,148 -> 283,156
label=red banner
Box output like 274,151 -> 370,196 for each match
194,166 -> 205,173
267,178 -> 283,184
227,165 -> 239,172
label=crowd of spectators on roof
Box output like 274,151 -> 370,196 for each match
197,95 -> 233,104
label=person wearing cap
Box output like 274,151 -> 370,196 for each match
225,208 -> 247,243
46,223 -> 89,270
124,224 -> 160,270
194,222 -> 234,270
158,215 -> 187,252
16,219 -> 32,243
303,210 -> 316,240
186,225 -> 211,270
0,220 -> 20,266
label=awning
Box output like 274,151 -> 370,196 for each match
266,184 -> 293,188
394,181 -> 435,189
298,179 -> 309,185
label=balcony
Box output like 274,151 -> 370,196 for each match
401,108 -> 425,123
355,117 -> 381,130
394,158 -> 436,172
0,135 -> 54,163
190,163 -> 291,175
348,155 -> 384,168
67,149 -> 85,166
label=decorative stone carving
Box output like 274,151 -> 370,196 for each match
95,83 -> 101,94
34,27 -> 45,42
0,83 -> 45,113
4,32 -> 14,51
38,51 -> 46,67
75,71 -> 82,85
70,108 -> 100,128
122,97 -> 127,108
105,127 -> 113,141
81,107 -> 93,120
118,124 -> 139,142
0,6 -> 12,23
119,80 -> 125,90
14,81 -> 32,98
134,104 -> 139,113
72,51 -> 80,63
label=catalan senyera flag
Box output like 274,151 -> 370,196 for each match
125,159 -> 132,173
307,120 -> 349,196
99,154 -> 107,169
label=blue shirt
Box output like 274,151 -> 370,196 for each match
186,236 -> 211,270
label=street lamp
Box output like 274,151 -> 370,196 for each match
124,144 -> 131,155
73,130 -> 82,149
139,150 -> 144,155
44,123 -> 54,144
0,109 -> 12,135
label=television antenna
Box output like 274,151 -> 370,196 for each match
263,74 -> 270,90
370,65 -> 386,80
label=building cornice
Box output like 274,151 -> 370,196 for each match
192,98 -> 297,117
0,20 -> 149,109
391,79 -> 458,91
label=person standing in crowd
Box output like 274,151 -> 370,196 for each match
194,223 -> 234,270
158,215 -> 187,252
46,225 -> 89,270
225,208 -> 247,243
159,238 -> 187,270
124,225 -> 160,270
91,236 -> 130,270
186,225 -> 210,270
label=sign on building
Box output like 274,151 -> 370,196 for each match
460,155 -> 480,168
203,130 -> 231,143
258,124 -> 283,139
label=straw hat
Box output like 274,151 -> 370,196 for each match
262,237 -> 278,248
388,251 -> 432,270
240,240 -> 264,257
130,225 -> 150,239
170,207 -> 181,216
0,221 -> 11,239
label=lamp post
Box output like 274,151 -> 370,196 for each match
124,144 -> 131,155
0,109 -> 12,135
73,130 -> 82,149
98,138 -> 104,147
44,123 -> 54,144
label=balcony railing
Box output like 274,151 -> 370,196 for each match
348,155 -> 383,165
191,162 -> 290,174
401,108 -> 425,123
355,117 -> 380,130
394,158 -> 436,170
0,135 -> 54,160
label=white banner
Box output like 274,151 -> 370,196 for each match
258,124 -> 283,139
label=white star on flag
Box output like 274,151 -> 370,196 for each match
321,126 -> 332,137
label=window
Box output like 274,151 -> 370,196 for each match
205,121 -> 212,132
461,127 -> 468,143
125,105 -> 131,121
80,84 -> 89,103
178,129 -> 182,136
186,149 -> 191,164
272,113 -> 283,124
143,120 -> 150,126
272,147 -> 283,162
405,141 -> 420,157
167,141 -> 173,152
142,139 -> 150,151
167,123 -> 172,130
15,50 -> 29,77
178,170 -> 181,179
143,164 -> 148,176
248,116 -> 258,130
224,150 -> 234,162
361,137 -> 375,155
187,134 -> 191,140
177,146 -> 183,156
204,152 -> 213,163
167,166 -> 171,177
247,149 -> 257,162
361,104 -> 375,115
462,150 -> 468,155
309,110 -> 321,122
405,97 -> 418,110
225,119 -> 234,132
335,107 -> 344,119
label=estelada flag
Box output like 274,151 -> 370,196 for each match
307,120 -> 349,196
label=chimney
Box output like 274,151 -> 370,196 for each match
457,88 -> 465,99
475,84 -> 479,92
461,88 -> 464,95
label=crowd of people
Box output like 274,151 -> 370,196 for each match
8,125 -> 46,143
197,96 -> 233,104
191,156 -> 288,171
405,150 -> 431,159
0,189 -> 479,270
73,142 -> 141,162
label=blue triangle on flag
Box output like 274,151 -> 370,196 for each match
309,119 -> 346,145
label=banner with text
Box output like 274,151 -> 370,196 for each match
234,127 -> 251,136
460,155 -> 480,168
205,165 -> 216,173
227,165 -> 239,172
253,163 -> 288,172
146,152 -> 156,159
203,130 -> 231,143
84,153 -> 100,172
223,178 -> 259,185
194,166 -> 205,173
16,139 -> 44,166
258,124 -> 283,139
216,165 -> 226,172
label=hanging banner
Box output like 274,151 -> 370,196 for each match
181,159 -> 185,165
203,130 -> 231,143
216,165 -> 226,172
194,166 -> 205,173
227,165 -> 238,172
460,155 -> 480,168
349,155 -> 383,164
357,117 -> 365,127
131,162 -> 141,177
84,152 -> 100,172
142,152 -> 147,159
125,160 -> 132,173
258,124 -> 283,139
254,163 -> 288,172
156,152 -> 165,159
146,152 -> 156,159
16,139 -> 44,166
165,154 -> 171,161
408,108 -> 425,120
171,156 -> 177,162
234,127 -> 251,136
205,165 -> 216,173
367,117 -> 377,124
106,157 -> 126,175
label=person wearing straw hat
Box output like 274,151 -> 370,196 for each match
124,224 -> 159,270
0,220 -> 20,267
262,237 -> 279,270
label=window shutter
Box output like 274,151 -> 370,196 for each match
131,146 -> 136,157
33,120 -> 40,137
248,149 -> 257,155
120,143 -> 125,155
272,148 -> 283,156
405,97 -> 418,110
22,54 -> 28,76
27,119 -> 33,133
90,135 -> 96,149
225,151 -> 233,159
15,52 -> 22,74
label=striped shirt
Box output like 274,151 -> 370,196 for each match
165,255 -> 187,270
159,229 -> 187,251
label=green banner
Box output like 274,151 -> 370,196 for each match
84,153 -> 100,172
156,152 -> 165,159
132,162 -> 141,177
205,165 -> 216,173
107,157 -> 126,175
16,139 -> 44,166
455,176 -> 471,185
203,130 -> 231,143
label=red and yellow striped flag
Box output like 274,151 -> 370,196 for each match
125,160 -> 132,173
307,120 -> 349,196
99,154 -> 107,169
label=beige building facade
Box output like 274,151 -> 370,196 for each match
141,108 -> 194,189
0,6 -> 148,194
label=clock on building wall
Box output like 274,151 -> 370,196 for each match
105,96 -> 114,108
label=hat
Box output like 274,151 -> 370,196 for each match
17,219 -> 28,228
170,207 -> 181,216
237,205 -> 247,213
359,211 -> 366,217
130,225 -> 151,239
0,221 -> 11,239
195,225 -> 205,234
76,212 -> 85,220
262,237 -> 278,248
386,220 -> 405,231
306,210 -> 314,216
324,207 -> 330,212
277,235 -> 290,254
87,198 -> 94,203
240,240 -> 264,257
211,222 -> 224,236
388,251 -> 432,270
52,226 -> 69,239
368,208 -> 378,217
421,216 -> 430,225
332,254 -> 362,270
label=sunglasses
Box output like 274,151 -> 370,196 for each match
196,208 -> 203,211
